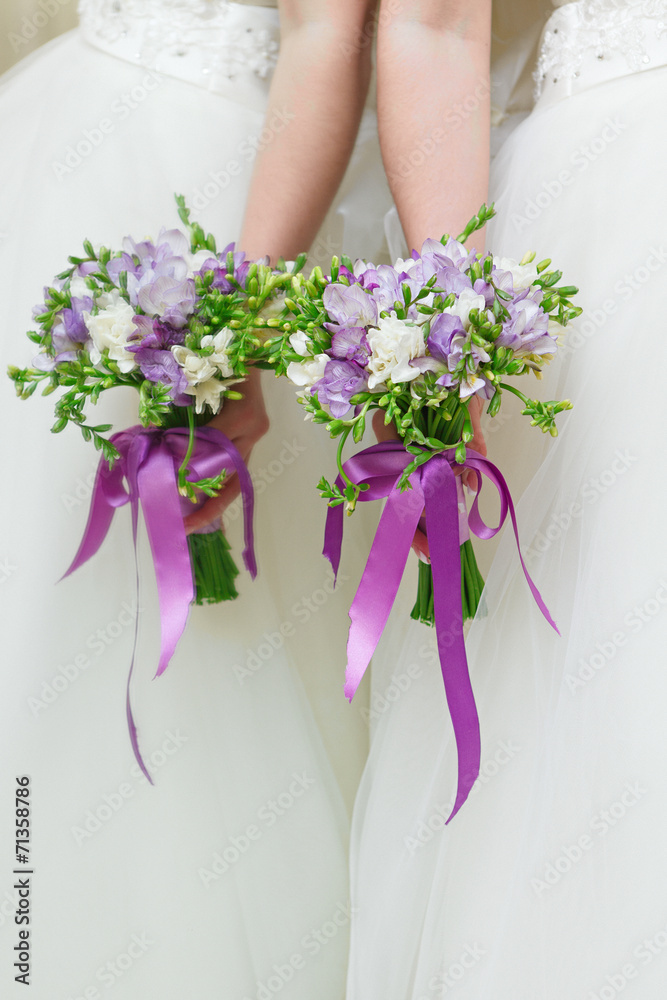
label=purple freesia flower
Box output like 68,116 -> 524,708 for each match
131,348 -> 191,404
490,266 -> 515,296
327,326 -> 370,365
123,230 -> 192,307
124,228 -> 190,268
61,296 -> 94,343
137,275 -> 196,329
197,256 -> 234,292
473,276 -> 496,307
497,298 -> 555,355
323,282 -> 378,327
107,253 -> 140,285
32,295 -> 94,370
313,359 -> 368,418
421,237 -> 476,272
427,312 -> 465,363
127,315 -> 186,351
75,260 -> 99,278
431,265 -> 472,297
419,237 -> 478,296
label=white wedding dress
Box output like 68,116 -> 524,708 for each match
0,3 -> 392,998
348,2 -> 667,998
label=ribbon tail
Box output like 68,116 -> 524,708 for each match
466,454 -> 559,635
138,448 -> 194,678
344,481 -> 424,701
60,454 -> 122,579
323,491 -> 345,584
125,487 -> 153,784
425,461 -> 480,823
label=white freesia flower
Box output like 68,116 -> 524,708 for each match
96,287 -> 123,310
459,372 -> 490,400
171,329 -> 238,413
493,255 -> 539,292
548,317 -> 566,349
84,301 -> 138,373
289,330 -> 311,357
441,289 -> 487,328
69,274 -> 91,300
171,345 -> 217,386
286,353 -> 328,388
392,256 -> 421,278
201,328 -> 234,377
187,378 -> 227,414
366,315 -> 425,390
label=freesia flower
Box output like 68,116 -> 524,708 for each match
312,359 -> 368,417
327,326 -> 370,365
132,349 -> 191,404
32,299 -> 93,370
84,300 -> 138,373
289,330 -> 311,357
493,255 -> 539,292
427,312 -> 465,363
186,378 -> 228,414
128,316 -> 185,350
286,354 -> 329,399
322,282 -> 378,327
498,298 -> 555,356
137,275 -> 196,329
170,329 -> 237,413
200,329 -> 235,378
366,315 -> 425,390
440,288 -> 488,327
458,371 -> 494,400
171,346 -> 216,386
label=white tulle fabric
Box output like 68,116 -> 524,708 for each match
0,3 -> 392,998
348,3 -> 667,998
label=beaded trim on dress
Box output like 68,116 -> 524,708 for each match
77,0 -> 279,84
534,0 -> 667,98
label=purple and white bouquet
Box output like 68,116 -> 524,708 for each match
261,205 -> 577,622
257,205 -> 579,818
9,199 -> 273,612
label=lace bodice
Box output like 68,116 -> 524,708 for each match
78,0 -> 280,102
535,0 -> 667,101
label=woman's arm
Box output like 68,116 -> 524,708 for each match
373,1 -> 492,540
376,0 -> 492,251
186,0 -> 379,531
239,0 -> 380,260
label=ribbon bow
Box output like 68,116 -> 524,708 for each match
63,424 -> 256,779
323,441 -> 557,822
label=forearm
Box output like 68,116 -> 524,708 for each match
240,2 -> 378,261
377,0 -> 491,252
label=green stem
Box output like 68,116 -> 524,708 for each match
498,381 -> 529,407
337,426 -> 355,493
177,405 -> 197,491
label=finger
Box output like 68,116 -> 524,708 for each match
469,398 -> 487,457
462,469 -> 479,491
411,526 -> 430,562
372,409 -> 400,442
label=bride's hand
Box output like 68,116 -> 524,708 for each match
183,368 -> 269,534
372,398 -> 487,561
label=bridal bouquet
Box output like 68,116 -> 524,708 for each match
256,205 -> 580,818
8,199 -> 269,609
7,200 -> 289,774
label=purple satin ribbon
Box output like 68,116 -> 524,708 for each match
63,424 -> 256,780
323,440 -> 558,822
